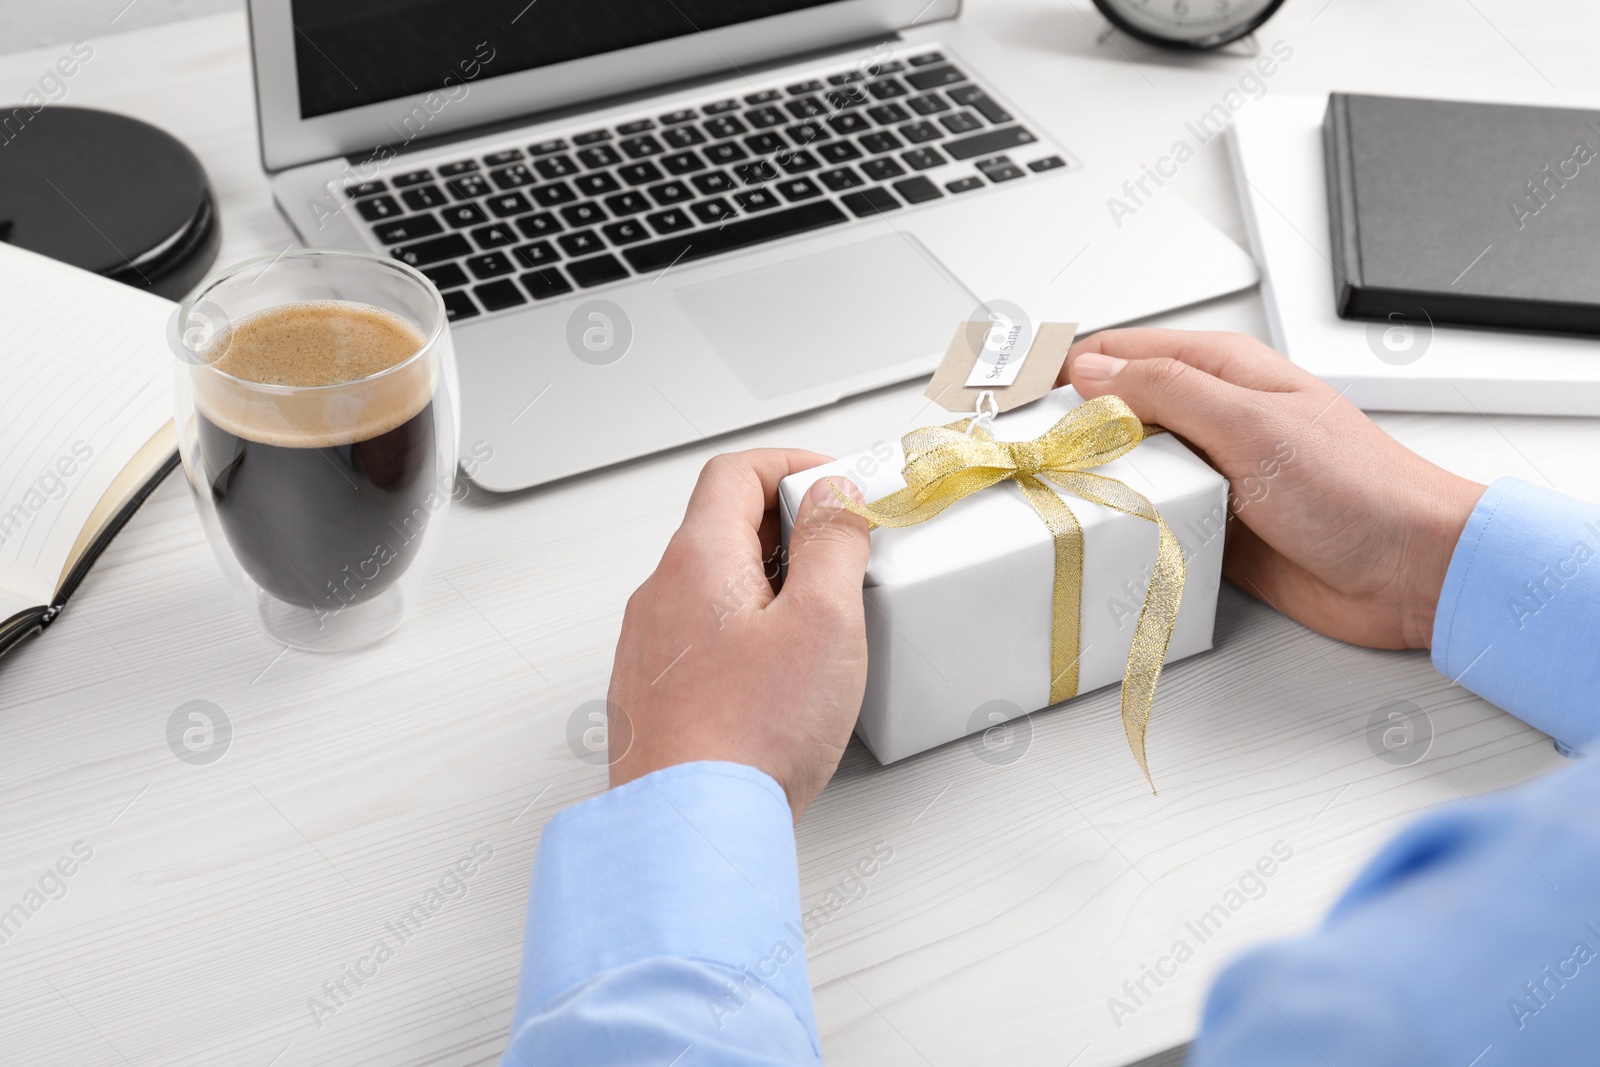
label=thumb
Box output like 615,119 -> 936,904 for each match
1069,352 -> 1264,457
782,477 -> 871,613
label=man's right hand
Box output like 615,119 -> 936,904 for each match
1062,329 -> 1485,650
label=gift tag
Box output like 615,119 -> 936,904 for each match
924,316 -> 1077,415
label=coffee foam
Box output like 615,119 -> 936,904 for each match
194,302 -> 436,448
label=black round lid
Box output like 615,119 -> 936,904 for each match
0,105 -> 219,299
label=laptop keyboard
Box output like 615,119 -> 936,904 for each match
342,48 -> 1070,322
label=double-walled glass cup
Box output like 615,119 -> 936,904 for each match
170,250 -> 459,651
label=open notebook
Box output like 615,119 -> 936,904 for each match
0,243 -> 180,659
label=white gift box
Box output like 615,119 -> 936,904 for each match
778,386 -> 1228,765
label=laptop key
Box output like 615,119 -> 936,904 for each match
908,51 -> 945,66
691,198 -> 737,224
786,96 -> 827,120
535,155 -> 579,180
786,79 -> 824,95
567,254 -> 630,287
475,279 -> 527,311
703,115 -> 747,139
909,95 -> 951,118
705,142 -> 749,165
893,176 -> 943,204
561,202 -> 607,227
839,187 -> 901,216
1029,155 -> 1067,172
946,176 -> 984,194
662,125 -> 707,149
691,170 -> 738,195
622,200 -> 848,273
620,135 -> 665,158
827,113 -> 870,135
902,147 -> 946,170
345,180 -> 387,198
393,232 -> 473,267
787,121 -> 830,145
401,185 -> 449,211
734,188 -> 780,212
617,119 -> 657,134
356,195 -> 401,221
860,157 -> 906,181
940,111 -> 982,134
489,165 -> 536,189
605,191 -> 651,216
867,103 -> 911,125
648,181 -> 692,205
373,214 -> 443,244
530,139 -> 568,155
513,241 -> 561,268
744,89 -> 780,105
747,106 -> 786,129
393,169 -> 433,187
602,219 -> 650,244
823,87 -> 869,110
703,98 -> 739,114
448,175 -> 492,199
516,212 -> 562,238
826,71 -> 864,86
818,141 -> 863,163
860,131 -> 903,154
906,65 -> 966,91
485,149 -> 525,166
441,289 -> 480,320
866,78 -> 908,100
521,268 -> 574,300
776,177 -> 822,201
745,132 -> 787,156
619,162 -> 664,186
438,160 -> 479,176
900,121 -> 944,144
531,181 -> 578,206
575,172 -> 621,196
471,223 -> 519,249
466,252 -> 515,278
488,192 -> 532,217
441,203 -> 489,227
734,161 -> 779,184
422,262 -> 469,289
818,166 -> 865,191
948,85 -> 1011,124
780,150 -> 820,173
558,230 -> 605,257
945,126 -> 1036,161
661,151 -> 705,175
660,108 -> 698,125
646,208 -> 693,234
980,159 -> 1027,182
573,129 -> 611,145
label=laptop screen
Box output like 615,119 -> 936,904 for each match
291,0 -> 851,119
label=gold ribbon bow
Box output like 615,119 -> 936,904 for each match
834,395 -> 1185,791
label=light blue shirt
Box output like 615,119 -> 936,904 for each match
504,478 -> 1600,1066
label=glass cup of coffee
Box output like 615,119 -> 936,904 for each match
170,249 -> 459,651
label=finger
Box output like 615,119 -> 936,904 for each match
1067,351 -> 1268,460
680,449 -> 833,545
779,476 -> 871,615
1066,329 -> 1314,393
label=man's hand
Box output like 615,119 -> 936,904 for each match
1064,329 -> 1485,649
607,450 -> 871,821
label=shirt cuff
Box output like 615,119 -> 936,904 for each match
513,761 -> 817,1042
1432,477 -> 1600,750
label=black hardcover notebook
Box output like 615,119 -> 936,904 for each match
1323,92 -> 1600,335
0,243 -> 179,661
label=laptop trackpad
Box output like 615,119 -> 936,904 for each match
671,234 -> 977,400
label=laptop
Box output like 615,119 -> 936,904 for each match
250,1 -> 1258,491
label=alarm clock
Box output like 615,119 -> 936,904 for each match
1091,0 -> 1286,50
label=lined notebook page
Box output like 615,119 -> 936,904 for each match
0,243 -> 175,611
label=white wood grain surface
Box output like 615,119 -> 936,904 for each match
2,3 -> 1598,1065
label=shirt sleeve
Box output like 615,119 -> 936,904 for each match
502,761 -> 821,1067
1432,477 -> 1600,749
1190,478 -> 1600,1066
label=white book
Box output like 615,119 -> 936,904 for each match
0,242 -> 178,657
1229,94 -> 1600,415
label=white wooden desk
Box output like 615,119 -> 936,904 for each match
2,4 -> 1597,1065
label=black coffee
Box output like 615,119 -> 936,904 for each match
196,302 -> 438,610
